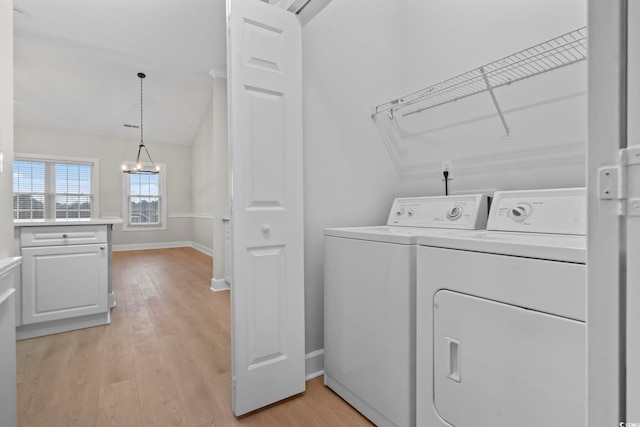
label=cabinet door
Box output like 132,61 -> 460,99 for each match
21,244 -> 108,324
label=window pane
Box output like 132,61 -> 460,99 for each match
129,196 -> 159,224
13,158 -> 93,220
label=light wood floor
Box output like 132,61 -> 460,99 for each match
16,247 -> 373,427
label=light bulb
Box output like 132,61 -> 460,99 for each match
155,166 -> 160,171
136,164 -> 141,170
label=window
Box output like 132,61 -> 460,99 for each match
122,164 -> 166,231
13,154 -> 98,220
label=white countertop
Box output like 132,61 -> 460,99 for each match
14,218 -> 123,227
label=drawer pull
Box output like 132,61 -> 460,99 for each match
62,234 -> 68,238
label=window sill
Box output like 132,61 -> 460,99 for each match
122,225 -> 167,232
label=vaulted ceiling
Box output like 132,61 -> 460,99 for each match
13,0 -> 227,146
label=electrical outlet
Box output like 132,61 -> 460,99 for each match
441,160 -> 453,173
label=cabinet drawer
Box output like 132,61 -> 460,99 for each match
20,225 -> 107,247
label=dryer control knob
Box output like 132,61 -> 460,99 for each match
509,203 -> 532,222
407,208 -> 416,217
396,207 -> 405,216
446,206 -> 462,221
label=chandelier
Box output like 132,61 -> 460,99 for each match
122,72 -> 159,174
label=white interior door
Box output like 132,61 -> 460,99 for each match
627,1 -> 640,420
226,0 -> 305,416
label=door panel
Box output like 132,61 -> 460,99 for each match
227,0 -> 305,416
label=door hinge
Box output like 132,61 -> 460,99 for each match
598,146 -> 640,216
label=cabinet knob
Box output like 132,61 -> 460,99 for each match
100,246 -> 106,251
62,234 -> 68,238
261,224 -> 271,233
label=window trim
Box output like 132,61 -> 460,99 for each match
14,153 -> 100,218
122,162 -> 167,232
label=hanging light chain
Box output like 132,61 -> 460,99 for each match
140,74 -> 144,144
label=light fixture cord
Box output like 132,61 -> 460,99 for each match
140,75 -> 144,145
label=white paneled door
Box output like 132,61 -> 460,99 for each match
226,0 -> 305,416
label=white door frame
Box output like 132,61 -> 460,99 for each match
626,0 -> 640,421
587,0 -> 630,424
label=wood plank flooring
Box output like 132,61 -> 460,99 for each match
16,247 -> 373,427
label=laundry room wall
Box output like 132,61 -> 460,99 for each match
14,128 -> 194,248
302,0 -> 587,368
301,0 -> 407,369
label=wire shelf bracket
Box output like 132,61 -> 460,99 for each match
371,27 -> 587,138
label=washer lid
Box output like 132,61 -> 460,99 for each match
324,226 -> 485,245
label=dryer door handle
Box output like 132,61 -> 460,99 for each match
446,337 -> 462,383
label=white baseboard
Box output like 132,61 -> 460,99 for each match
192,242 -> 213,256
113,241 -> 213,255
17,311 -> 111,340
305,348 -> 324,380
211,277 -> 230,292
112,241 -> 192,252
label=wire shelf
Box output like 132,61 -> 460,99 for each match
372,27 -> 587,121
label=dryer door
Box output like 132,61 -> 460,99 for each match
433,290 -> 585,427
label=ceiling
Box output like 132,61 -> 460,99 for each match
13,0 -> 228,146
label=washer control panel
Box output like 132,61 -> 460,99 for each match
387,195 -> 489,230
488,188 -> 586,235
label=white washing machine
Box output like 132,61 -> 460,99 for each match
415,188 -> 587,427
324,194 -> 489,427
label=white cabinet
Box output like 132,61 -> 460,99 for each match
15,224 -> 112,339
21,243 -> 108,324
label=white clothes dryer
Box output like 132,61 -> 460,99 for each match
415,188 -> 587,427
324,195 -> 489,427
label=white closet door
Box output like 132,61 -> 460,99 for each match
226,0 -> 305,416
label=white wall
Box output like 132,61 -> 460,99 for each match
14,128 -> 193,247
0,0 -> 13,258
302,0 -> 587,357
302,1 -> 407,355
192,101 -> 214,252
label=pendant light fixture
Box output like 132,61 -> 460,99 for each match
122,72 -> 159,174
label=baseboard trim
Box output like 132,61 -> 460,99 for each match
192,242 -> 213,256
211,277 -> 230,292
113,241 -> 192,252
305,348 -> 324,380
16,311 -> 111,340
113,241 -> 213,255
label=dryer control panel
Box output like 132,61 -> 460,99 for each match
487,188 -> 586,235
387,195 -> 489,230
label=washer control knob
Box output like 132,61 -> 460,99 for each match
396,207 -> 405,216
509,203 -> 532,222
407,208 -> 416,217
446,205 -> 462,221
